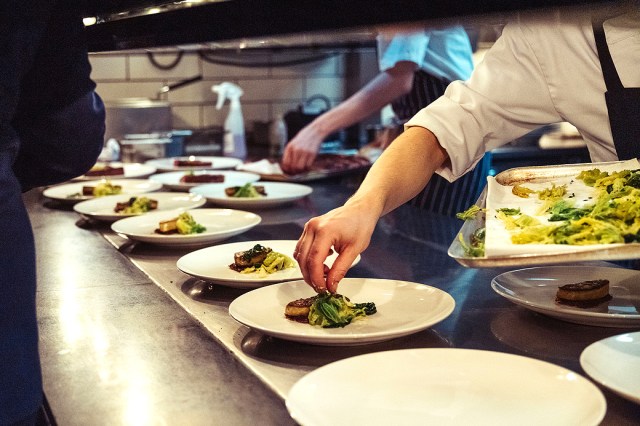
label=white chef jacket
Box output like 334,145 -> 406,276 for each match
377,26 -> 474,82
406,7 -> 640,181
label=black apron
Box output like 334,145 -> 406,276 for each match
390,70 -> 492,216
592,19 -> 640,160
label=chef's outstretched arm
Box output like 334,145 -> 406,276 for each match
294,126 -> 448,293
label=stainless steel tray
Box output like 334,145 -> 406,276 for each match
448,160 -> 640,268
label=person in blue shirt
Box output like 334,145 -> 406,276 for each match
1,2 -> 105,424
281,26 -> 474,174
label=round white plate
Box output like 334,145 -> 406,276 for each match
149,170 -> 260,191
73,162 -> 157,181
189,181 -> 312,209
228,278 -> 455,345
73,192 -> 206,222
111,208 -> 261,247
145,156 -> 242,172
177,240 -> 359,289
491,266 -> 640,327
286,348 -> 606,426
580,331 -> 640,404
43,179 -> 163,204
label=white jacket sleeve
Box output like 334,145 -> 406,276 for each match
406,19 -> 564,181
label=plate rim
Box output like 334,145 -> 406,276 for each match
228,278 -> 456,345
72,191 -> 206,221
110,207 -> 261,245
176,239 -> 360,288
188,181 -> 313,207
579,331 -> 640,404
286,347 -> 607,425
491,265 -> 640,326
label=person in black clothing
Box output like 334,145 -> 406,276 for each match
0,2 -> 105,424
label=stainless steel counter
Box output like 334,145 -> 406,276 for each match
27,179 -> 640,425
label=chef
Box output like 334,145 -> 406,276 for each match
293,4 -> 640,293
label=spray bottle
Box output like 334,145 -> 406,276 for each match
212,82 -> 246,159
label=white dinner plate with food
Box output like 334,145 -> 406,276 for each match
73,192 -> 206,222
177,240 -> 359,289
228,278 -> 455,345
145,156 -> 242,172
73,162 -> 157,181
149,170 -> 260,191
491,266 -> 640,327
43,179 -> 163,204
580,331 -> 640,404
111,208 -> 261,247
189,181 -> 312,209
286,348 -> 606,425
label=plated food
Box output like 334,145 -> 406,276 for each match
228,243 -> 296,277
286,349 -> 606,425
156,211 -> 206,235
176,240 -> 359,289
43,179 -> 163,205
189,181 -> 312,209
73,192 -> 206,222
148,170 -> 260,191
491,266 -> 640,327
285,292 -> 377,328
228,278 -> 455,345
145,156 -> 242,172
111,208 -> 261,247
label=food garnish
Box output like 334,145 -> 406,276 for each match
114,196 -> 158,214
225,183 -> 266,198
156,212 -> 206,235
285,292 -> 377,328
456,204 -> 485,221
229,244 -> 295,277
67,180 -> 123,198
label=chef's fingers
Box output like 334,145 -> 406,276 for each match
325,247 -> 358,294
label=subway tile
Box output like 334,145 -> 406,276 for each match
166,80 -> 213,104
239,78 -> 304,102
270,52 -> 341,76
89,55 -> 128,81
202,105 -> 227,128
171,105 -> 202,129
129,52 -> 201,80
201,51 -> 272,78
95,82 -> 164,103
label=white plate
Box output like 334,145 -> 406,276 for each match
73,192 -> 206,222
189,181 -> 312,209
43,179 -> 163,204
73,162 -> 157,181
580,331 -> 640,404
145,156 -> 242,172
149,170 -> 260,191
491,266 -> 640,327
111,208 -> 261,247
286,348 -> 606,426
177,240 -> 360,289
228,278 -> 455,345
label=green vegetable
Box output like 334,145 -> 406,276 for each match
512,184 -> 535,198
233,183 -> 263,198
497,207 -> 521,216
176,212 -> 206,234
119,196 -> 156,214
239,250 -> 296,277
457,227 -> 485,257
456,204 -> 485,221
93,181 -> 122,197
308,292 -> 377,328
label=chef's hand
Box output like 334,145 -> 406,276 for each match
294,200 -> 378,293
281,124 -> 325,174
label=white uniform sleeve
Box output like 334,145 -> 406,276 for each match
377,31 -> 430,71
406,20 -> 563,181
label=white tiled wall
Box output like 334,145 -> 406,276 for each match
89,49 -> 378,138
